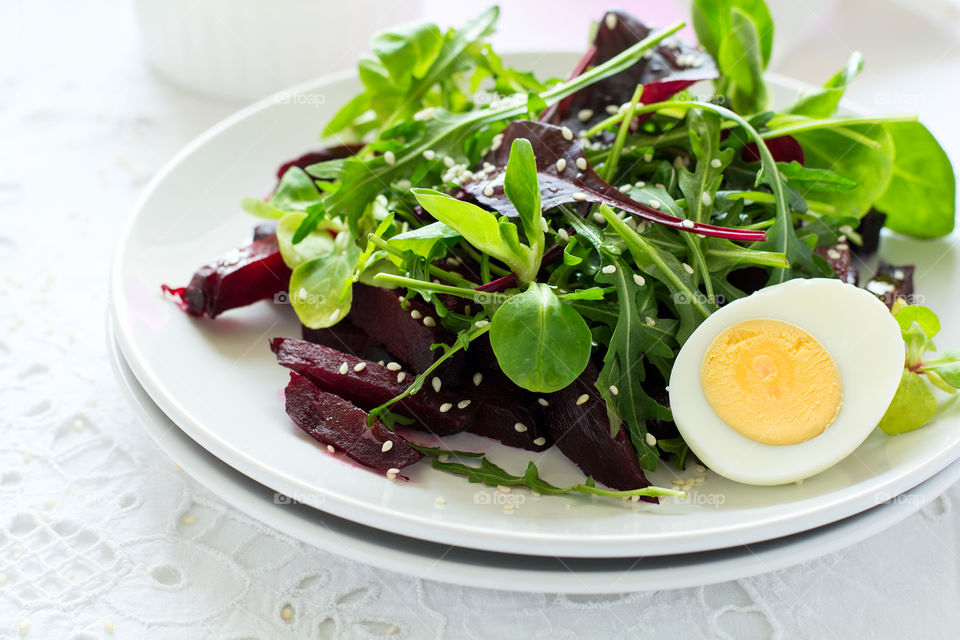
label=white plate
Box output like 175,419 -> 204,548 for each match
110,52 -> 960,558
108,318 -> 960,593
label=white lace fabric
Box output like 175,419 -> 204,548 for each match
3,1 -> 960,638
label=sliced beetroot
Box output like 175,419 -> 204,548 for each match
551,10 -> 717,131
284,372 -> 421,471
252,221 -> 277,242
270,337 -> 475,436
162,234 -> 290,318
865,261 -> 915,309
300,320 -> 391,362
814,237 -> 857,285
467,371 -> 551,452
274,144 -> 364,181
461,120 -> 765,243
854,210 -> 886,256
742,135 -> 805,164
545,364 -> 653,496
349,284 -> 465,383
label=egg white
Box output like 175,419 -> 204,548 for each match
669,278 -> 904,486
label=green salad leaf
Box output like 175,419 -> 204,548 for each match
787,51 -> 864,118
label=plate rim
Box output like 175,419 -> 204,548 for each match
109,53 -> 960,557
108,314 -> 960,593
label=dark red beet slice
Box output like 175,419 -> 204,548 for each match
284,373 -> 421,471
252,221 -> 277,242
162,234 -> 290,318
300,320 -> 391,362
468,371 -> 551,452
865,261 -> 915,309
274,144 -> 365,182
814,237 -> 857,285
545,364 -> 653,496
742,135 -> 805,164
853,210 -> 886,256
271,338 -> 475,436
350,284 -> 465,383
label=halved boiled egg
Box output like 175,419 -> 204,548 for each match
669,278 -> 904,486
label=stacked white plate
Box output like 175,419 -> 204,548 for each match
109,54 -> 960,593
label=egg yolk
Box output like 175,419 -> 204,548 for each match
700,319 -> 842,446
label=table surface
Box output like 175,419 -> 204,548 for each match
4,0 -> 960,637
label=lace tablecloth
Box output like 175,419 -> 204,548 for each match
4,1 -> 960,637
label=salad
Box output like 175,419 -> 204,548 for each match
163,1 -> 959,502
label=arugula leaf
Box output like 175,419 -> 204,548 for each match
269,167 -> 323,211
692,0 -> 774,67
503,137 -> 544,255
776,161 -> 856,192
878,370 -> 938,435
718,7 -> 771,114
489,282 -> 592,393
787,51 -> 864,118
874,121 -> 956,238
289,234 -> 361,329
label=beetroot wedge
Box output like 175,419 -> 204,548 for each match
349,284 -> 465,383
284,373 -> 421,471
162,234 -> 290,318
546,365 -> 653,495
468,372 -> 551,452
270,338 -> 475,436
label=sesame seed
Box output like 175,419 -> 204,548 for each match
491,133 -> 504,151
541,217 -> 550,233
645,433 -> 658,446
557,228 -> 570,243
645,316 -> 656,327
575,157 -> 588,171
682,262 -> 695,274
423,149 -> 435,160
605,104 -> 619,115
609,385 -> 619,396
602,264 -> 616,274
572,192 -> 588,202
696,474 -> 706,483
648,199 -> 661,209
643,152 -> 654,162
410,309 -> 422,320
381,440 -> 394,453
474,319 -> 489,328
577,108 -> 594,122
105,622 -> 114,633
338,362 -> 349,375
397,372 -> 407,383
439,403 -> 453,413
395,179 -> 412,191
655,183 -> 665,190
181,515 -> 197,525
423,316 -> 436,327
538,398 -> 549,407
482,185 -> 495,197
619,184 -> 632,192
387,362 -> 402,371
386,468 -> 399,480
281,605 -> 294,621
593,212 -> 606,224
443,156 -> 456,168
432,376 -> 442,393
605,12 -> 618,29
353,362 -> 367,372
497,485 -> 512,494
473,372 -> 483,386
555,158 -> 567,172
457,400 -> 471,409
514,422 -> 528,432
827,249 -> 842,260
561,126 -> 574,141
635,180 -> 646,188
327,445 -> 335,453
435,496 -> 446,506
839,225 -> 854,235
576,393 -> 589,406
710,158 -> 722,168
695,464 -> 706,473
681,219 -> 695,229
701,192 -> 713,207
633,274 -> 646,286
533,437 -> 547,446
384,151 -> 396,165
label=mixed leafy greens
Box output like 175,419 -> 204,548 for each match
225,1 -> 957,491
